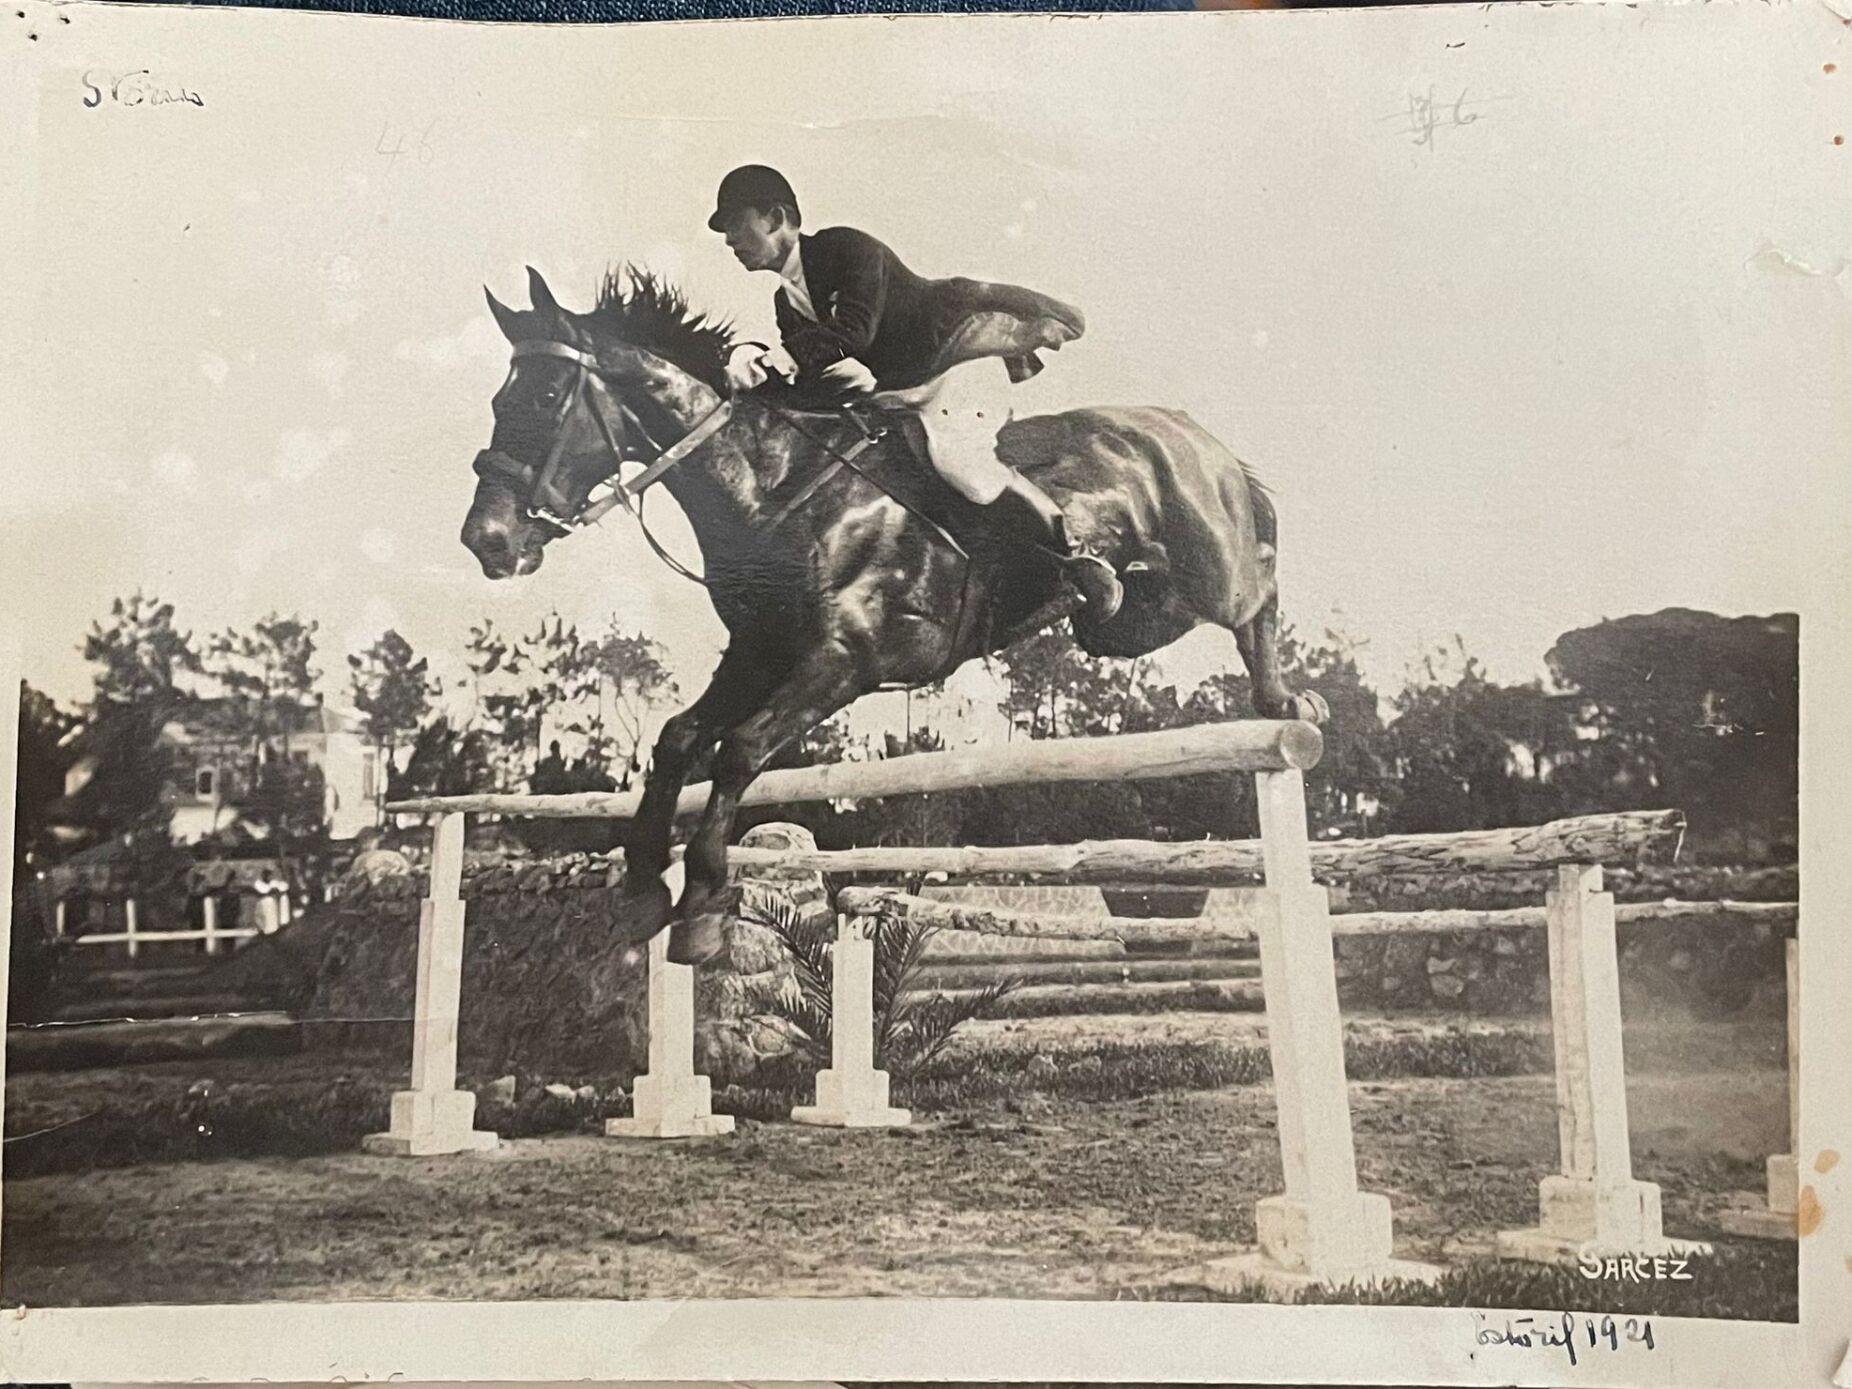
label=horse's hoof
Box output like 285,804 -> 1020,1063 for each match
667,913 -> 727,967
613,880 -> 674,946
1064,555 -> 1124,622
1287,690 -> 1331,725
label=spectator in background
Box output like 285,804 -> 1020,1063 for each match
532,740 -> 570,796
343,827 -> 412,892
251,864 -> 287,935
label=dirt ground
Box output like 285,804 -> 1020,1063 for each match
2,1063 -> 1786,1308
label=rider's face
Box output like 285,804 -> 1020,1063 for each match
718,206 -> 790,272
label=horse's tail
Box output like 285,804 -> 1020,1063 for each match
1242,461 -> 1277,549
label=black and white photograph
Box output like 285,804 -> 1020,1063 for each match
3,0 -> 1849,1381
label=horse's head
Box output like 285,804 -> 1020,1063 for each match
461,265 -> 740,580
461,267 -> 632,579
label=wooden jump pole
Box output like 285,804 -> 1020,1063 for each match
385,719 -> 1323,821
718,810 -> 1686,883
833,889 -> 1794,946
1495,865 -> 1711,1264
362,811 -> 499,1157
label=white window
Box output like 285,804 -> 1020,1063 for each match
195,766 -> 217,797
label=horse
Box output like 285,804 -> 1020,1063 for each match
460,265 -> 1327,966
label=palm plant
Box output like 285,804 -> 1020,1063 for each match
740,883 -> 1020,1080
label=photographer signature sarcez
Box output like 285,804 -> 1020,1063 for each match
459,167 -> 1327,967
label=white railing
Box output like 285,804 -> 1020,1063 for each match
54,892 -> 292,958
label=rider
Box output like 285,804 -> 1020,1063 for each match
706,164 -> 1124,619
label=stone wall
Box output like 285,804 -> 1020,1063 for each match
275,839 -> 1793,1079
295,825 -> 824,1087
1326,864 -> 1796,1015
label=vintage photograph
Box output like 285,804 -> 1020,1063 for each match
4,0 -> 1846,1379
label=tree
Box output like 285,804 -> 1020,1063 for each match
968,629 -> 1145,844
390,716 -> 499,801
349,630 -> 442,783
1382,638 -> 1567,834
464,612 -> 679,792
585,623 -> 678,789
64,593 -> 204,844
995,628 -> 1134,740
204,613 -> 327,851
14,682 -> 79,879
464,617 -> 551,785
83,592 -> 203,706
1544,609 -> 1798,860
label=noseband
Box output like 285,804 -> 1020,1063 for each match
471,339 -> 736,535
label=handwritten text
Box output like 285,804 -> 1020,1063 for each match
1474,1311 -> 1656,1368
1383,86 -> 1491,149
83,69 -> 205,110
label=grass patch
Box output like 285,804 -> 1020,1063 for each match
899,1027 -> 1548,1110
973,980 -> 1262,1020
4,1026 -> 1553,1174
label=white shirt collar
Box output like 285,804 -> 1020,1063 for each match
778,238 -> 808,289
777,237 -> 817,320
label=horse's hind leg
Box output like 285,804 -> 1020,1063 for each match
1234,590 -> 1330,724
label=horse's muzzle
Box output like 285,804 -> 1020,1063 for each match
462,512 -> 544,580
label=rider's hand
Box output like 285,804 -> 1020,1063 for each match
725,352 -> 771,394
816,357 -> 877,393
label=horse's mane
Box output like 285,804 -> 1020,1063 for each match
582,266 -> 875,416
586,266 -> 736,392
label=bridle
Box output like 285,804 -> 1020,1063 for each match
470,338 -> 738,580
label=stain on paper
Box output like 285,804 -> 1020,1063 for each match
1798,1184 -> 1824,1237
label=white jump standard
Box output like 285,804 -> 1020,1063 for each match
606,861 -> 735,1140
1494,865 -> 1711,1265
362,812 -> 499,1157
791,912 -> 910,1129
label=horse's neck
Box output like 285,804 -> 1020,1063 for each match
641,381 -> 769,540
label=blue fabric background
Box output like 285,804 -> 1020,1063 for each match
119,0 -> 1199,20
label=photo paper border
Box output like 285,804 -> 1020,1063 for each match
3,1 -> 1847,1381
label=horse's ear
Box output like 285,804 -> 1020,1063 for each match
484,286 -> 522,342
526,266 -> 561,315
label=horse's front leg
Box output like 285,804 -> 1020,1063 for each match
668,639 -> 866,965
614,647 -> 770,945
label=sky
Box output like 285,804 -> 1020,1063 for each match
10,1 -> 1847,752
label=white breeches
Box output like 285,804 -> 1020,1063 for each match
870,360 -> 1017,504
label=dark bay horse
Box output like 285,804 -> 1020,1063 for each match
461,266 -> 1326,965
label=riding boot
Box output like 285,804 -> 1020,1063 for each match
996,474 -> 1124,621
